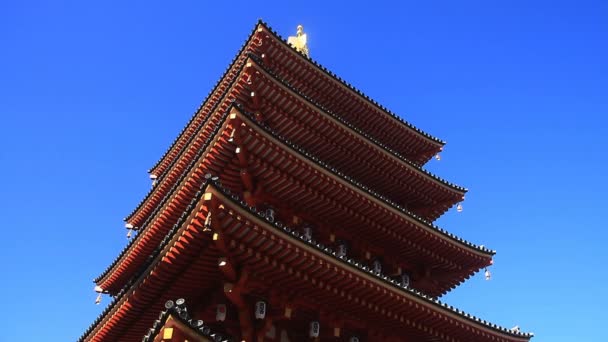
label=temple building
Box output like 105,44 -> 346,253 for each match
80,21 -> 533,342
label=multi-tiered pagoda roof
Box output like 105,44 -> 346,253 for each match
80,21 -> 532,342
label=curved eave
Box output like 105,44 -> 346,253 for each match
96,103 -> 492,294
138,20 -> 456,226
246,55 -> 466,210
209,184 -> 532,341
124,53 -> 252,227
142,309 -> 231,342
132,50 -> 462,231
80,180 -> 215,342
145,22 -> 264,187
257,21 -> 445,161
94,108 -> 236,290
232,104 -> 494,259
82,180 -> 532,342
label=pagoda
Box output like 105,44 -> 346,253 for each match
80,21 -> 533,342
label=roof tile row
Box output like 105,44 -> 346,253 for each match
259,20 -> 446,145
249,53 -> 466,192
234,103 -> 493,255
84,178 -> 530,341
142,299 -> 232,342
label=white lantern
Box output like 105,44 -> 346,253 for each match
372,259 -> 382,274
400,273 -> 410,287
216,304 -> 227,322
337,243 -> 347,258
255,301 -> 267,319
265,208 -> 275,223
309,321 -> 320,338
303,226 -> 312,241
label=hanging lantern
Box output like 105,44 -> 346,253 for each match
484,268 -> 491,281
372,259 -> 382,274
457,203 -> 463,212
303,225 -> 313,241
150,174 -> 158,187
216,304 -> 227,322
254,301 -> 267,319
125,223 -> 134,238
94,285 -> 103,305
265,208 -> 275,223
400,273 -> 410,287
435,154 -> 441,161
336,242 -> 348,258
309,321 -> 320,338
204,212 -> 212,231
218,257 -> 228,267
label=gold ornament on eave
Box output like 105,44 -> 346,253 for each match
288,25 -> 309,56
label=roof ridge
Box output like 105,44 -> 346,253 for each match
95,109 -> 232,285
146,21 -> 260,176
97,101 -> 488,290
125,55 -> 251,223
142,299 -> 232,342
233,103 -> 493,256
257,21 -> 447,146
247,53 -> 467,193
214,180 -> 533,339
83,179 -> 531,342
82,178 -> 216,342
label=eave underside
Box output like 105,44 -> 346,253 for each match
148,20 -> 446,190
257,23 -> 444,164
132,56 -> 463,229
246,57 -> 465,221
96,106 -> 491,296
82,182 -> 531,342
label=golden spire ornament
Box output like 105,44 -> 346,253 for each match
288,25 -> 309,56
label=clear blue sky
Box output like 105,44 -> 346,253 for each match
1,1 -> 606,341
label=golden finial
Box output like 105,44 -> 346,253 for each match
288,25 -> 309,56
